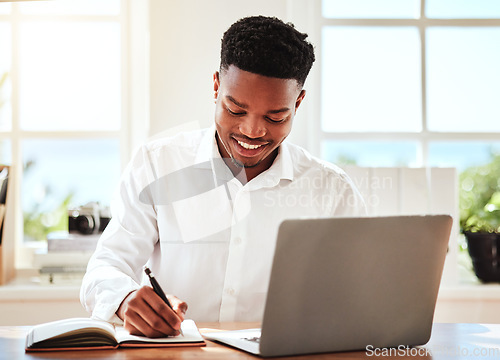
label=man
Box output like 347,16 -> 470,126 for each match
81,16 -> 365,338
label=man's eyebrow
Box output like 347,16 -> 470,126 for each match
267,107 -> 290,114
226,95 -> 248,109
226,95 -> 290,114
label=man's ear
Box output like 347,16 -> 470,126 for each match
295,90 -> 306,112
213,71 -> 220,101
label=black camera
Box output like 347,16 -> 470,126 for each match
68,202 -> 111,235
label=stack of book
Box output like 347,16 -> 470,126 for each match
35,232 -> 100,285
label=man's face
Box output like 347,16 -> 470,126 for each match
213,65 -> 305,179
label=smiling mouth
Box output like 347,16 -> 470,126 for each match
237,140 -> 263,150
230,137 -> 269,160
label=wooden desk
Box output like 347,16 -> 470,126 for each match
3,322 -> 500,360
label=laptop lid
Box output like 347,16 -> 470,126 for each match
257,215 -> 452,357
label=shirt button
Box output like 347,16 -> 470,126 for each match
234,237 -> 242,245
226,287 -> 235,296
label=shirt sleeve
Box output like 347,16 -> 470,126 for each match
80,145 -> 159,324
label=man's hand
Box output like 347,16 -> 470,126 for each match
116,286 -> 188,338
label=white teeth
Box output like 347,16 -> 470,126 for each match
237,140 -> 263,150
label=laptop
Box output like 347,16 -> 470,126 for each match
204,215 -> 452,357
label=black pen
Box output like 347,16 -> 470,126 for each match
144,266 -> 183,336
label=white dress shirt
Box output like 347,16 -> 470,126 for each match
80,126 -> 366,323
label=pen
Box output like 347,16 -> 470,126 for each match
144,266 -> 183,336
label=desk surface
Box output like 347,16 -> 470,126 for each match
3,322 -> 500,360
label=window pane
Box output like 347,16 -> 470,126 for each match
0,139 -> 11,164
322,0 -> 420,19
427,28 -> 500,132
322,141 -> 418,167
22,139 -> 120,241
19,0 -> 120,15
0,22 -> 11,131
429,142 -> 500,171
427,0 -> 500,19
0,3 -> 11,14
19,22 -> 121,131
322,27 -> 422,132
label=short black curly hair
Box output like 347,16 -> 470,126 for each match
220,16 -> 315,87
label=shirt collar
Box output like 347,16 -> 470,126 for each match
194,125 -> 237,182
254,140 -> 294,186
195,125 -> 219,165
194,125 -> 294,186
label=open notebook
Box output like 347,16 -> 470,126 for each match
204,215 -> 452,357
26,318 -> 205,351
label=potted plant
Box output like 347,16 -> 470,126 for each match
459,154 -> 500,282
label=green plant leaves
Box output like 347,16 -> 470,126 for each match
459,154 -> 500,233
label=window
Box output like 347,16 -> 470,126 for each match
319,0 -> 500,170
320,0 -> 500,170
0,1 -> 127,249
317,0 -> 500,284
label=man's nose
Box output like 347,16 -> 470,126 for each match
239,116 -> 266,139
